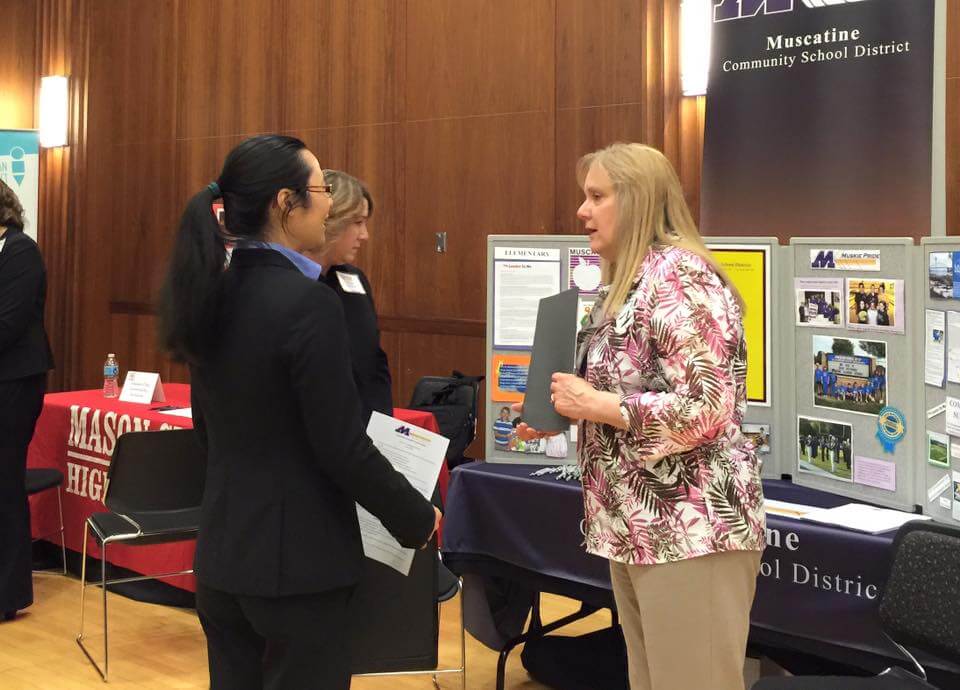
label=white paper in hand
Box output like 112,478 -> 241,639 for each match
356,412 -> 449,575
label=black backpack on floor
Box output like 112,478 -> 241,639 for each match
408,371 -> 484,468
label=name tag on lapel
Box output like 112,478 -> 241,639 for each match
336,271 -> 366,295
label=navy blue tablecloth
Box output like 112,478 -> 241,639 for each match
442,462 -> 960,681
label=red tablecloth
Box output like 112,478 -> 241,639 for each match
26,385 -> 446,592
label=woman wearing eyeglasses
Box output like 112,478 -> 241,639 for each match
159,135 -> 440,690
303,170 -> 392,424
0,179 -> 54,623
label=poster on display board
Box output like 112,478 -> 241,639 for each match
928,252 -> 960,300
845,278 -> 904,334
948,312 -> 960,384
492,247 -> 561,350
707,244 -> 771,405
491,354 -> 530,403
927,431 -> 950,468
491,404 -> 546,456
925,309 -> 946,388
811,335 -> 887,418
795,277 -> 844,328
798,415 -> 854,483
568,247 -> 601,295
0,130 -> 39,242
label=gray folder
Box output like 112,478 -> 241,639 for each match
522,288 -> 579,432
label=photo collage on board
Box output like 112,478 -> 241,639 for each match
798,268 -> 899,487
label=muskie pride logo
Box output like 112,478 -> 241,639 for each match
65,405 -> 176,500
714,0 -> 872,22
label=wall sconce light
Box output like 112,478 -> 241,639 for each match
39,75 -> 69,147
680,0 -> 712,97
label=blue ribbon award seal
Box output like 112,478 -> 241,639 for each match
876,406 -> 906,453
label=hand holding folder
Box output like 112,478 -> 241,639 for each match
514,289 -> 579,434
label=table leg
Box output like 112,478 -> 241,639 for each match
495,598 -> 600,690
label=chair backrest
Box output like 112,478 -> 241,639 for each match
408,371 -> 484,465
879,520 -> 960,664
104,429 -> 206,514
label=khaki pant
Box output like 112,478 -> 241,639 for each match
609,550 -> 762,690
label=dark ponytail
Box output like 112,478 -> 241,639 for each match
159,134 -> 312,363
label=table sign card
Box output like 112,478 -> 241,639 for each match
119,371 -> 166,404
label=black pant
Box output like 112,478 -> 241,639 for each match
0,374 -> 46,614
197,582 -> 355,690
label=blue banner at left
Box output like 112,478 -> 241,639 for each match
0,130 -> 40,242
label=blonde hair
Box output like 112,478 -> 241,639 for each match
321,170 -> 370,244
0,178 -> 25,230
576,143 -> 742,317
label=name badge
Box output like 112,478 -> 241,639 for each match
336,271 -> 366,295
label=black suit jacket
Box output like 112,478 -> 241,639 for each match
189,248 -> 434,597
320,265 -> 393,423
0,226 -> 53,382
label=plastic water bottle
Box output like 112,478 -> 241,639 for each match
103,354 -> 120,398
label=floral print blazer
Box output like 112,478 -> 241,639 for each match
577,245 -> 765,566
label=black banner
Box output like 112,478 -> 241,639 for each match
702,0 -> 935,237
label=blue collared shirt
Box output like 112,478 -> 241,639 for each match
239,241 -> 322,280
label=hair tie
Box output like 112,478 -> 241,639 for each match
207,181 -> 222,198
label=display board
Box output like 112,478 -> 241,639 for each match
486,236 -> 580,466
788,238 -> 919,512
704,237 -> 782,479
919,237 -> 960,524
486,235 -> 782,476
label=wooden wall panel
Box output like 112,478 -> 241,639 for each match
110,313 -> 189,386
0,0 -> 37,128
101,0 -> 177,146
405,0 -> 555,120
403,112 -> 555,321
556,0 -> 645,109
175,0 -> 284,140
280,0 -> 403,129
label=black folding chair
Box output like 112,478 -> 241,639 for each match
76,429 -> 205,681
753,520 -> 960,689
26,468 -> 67,574
352,487 -> 466,689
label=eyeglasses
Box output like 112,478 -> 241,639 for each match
305,184 -> 334,197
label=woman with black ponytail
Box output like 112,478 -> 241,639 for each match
159,135 -> 439,690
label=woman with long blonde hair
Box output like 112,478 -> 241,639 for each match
519,143 -> 765,690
